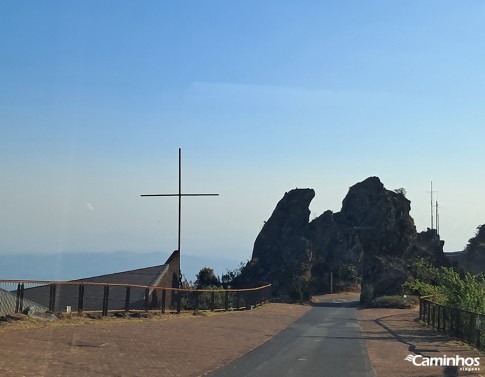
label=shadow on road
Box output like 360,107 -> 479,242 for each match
373,314 -> 440,354
371,314 -> 460,377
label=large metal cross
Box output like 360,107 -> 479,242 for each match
140,148 -> 219,258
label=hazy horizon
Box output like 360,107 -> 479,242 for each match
0,250 -> 243,284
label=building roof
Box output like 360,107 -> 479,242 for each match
22,264 -> 170,313
0,288 -> 48,317
74,264 -> 169,286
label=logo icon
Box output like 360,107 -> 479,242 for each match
404,355 -> 418,363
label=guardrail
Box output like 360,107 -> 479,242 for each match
419,297 -> 484,351
0,280 -> 272,317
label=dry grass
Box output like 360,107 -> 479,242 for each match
0,310 -> 224,332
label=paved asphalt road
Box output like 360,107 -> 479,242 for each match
208,295 -> 376,377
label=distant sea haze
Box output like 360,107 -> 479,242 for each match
0,251 -> 241,284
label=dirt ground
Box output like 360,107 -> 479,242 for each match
0,304 -> 310,377
1,298 -> 484,377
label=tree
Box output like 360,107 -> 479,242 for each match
195,267 -> 220,289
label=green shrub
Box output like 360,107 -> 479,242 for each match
403,258 -> 485,313
370,295 -> 418,309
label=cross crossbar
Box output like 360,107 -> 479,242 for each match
141,194 -> 219,197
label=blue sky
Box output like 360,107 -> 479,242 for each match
2,1 -> 485,271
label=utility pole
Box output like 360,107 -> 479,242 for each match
436,200 -> 439,236
428,181 -> 437,230
430,181 -> 433,230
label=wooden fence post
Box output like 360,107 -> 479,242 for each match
245,292 -> 251,309
176,289 -> 181,314
78,284 -> 85,315
210,291 -> 215,312
224,291 -> 229,311
477,315 -> 482,350
194,291 -> 199,314
468,313 -> 474,344
161,289 -> 166,314
437,306 -> 441,331
15,283 -> 23,314
151,289 -> 158,310
144,288 -> 150,312
476,314 -> 482,350
102,285 -> 109,316
49,284 -> 57,313
19,283 -> 24,313
124,286 -> 131,312
443,307 -> 447,334
456,310 -> 461,338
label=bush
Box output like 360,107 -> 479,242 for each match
403,258 -> 485,313
370,295 -> 418,309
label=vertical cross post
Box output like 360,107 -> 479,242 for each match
141,148 -> 219,287
178,147 -> 182,254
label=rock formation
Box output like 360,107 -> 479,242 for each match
237,189 -> 315,299
449,225 -> 485,274
327,177 -> 417,302
237,177 -> 449,303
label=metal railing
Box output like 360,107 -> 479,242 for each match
0,280 -> 272,317
419,297 -> 484,351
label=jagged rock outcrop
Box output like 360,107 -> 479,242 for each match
307,209 -> 364,293
238,177 -> 449,302
450,225 -> 485,274
410,228 -> 449,265
239,189 -> 314,298
307,177 -> 447,302
330,177 -> 418,302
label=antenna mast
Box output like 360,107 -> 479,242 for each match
430,181 -> 434,230
428,181 -> 437,230
436,200 -> 439,236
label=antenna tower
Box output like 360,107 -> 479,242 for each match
436,200 -> 439,235
428,181 -> 437,230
